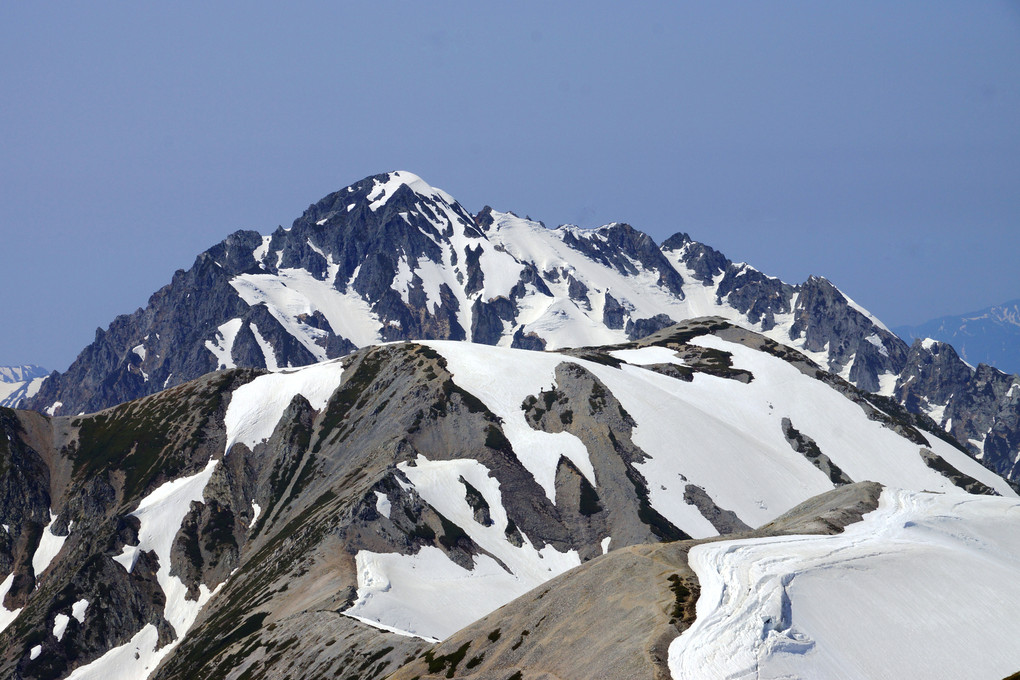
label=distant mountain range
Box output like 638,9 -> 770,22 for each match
0,366 -> 48,409
895,299 -> 1020,376
17,172 -> 1020,486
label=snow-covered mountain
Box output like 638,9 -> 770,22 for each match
896,298 -> 1020,375
0,319 -> 1014,679
21,171 -> 1020,483
0,366 -> 48,409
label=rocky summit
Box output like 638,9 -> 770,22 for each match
18,172 -> 1020,484
1,318 -> 1017,679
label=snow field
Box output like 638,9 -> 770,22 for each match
204,318 -> 243,370
669,489 -> 1020,680
231,266 -> 382,358
608,346 -> 687,366
65,625 -> 169,680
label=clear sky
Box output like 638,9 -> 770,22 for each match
2,2 -> 1018,371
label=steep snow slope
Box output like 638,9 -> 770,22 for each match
669,488 -> 1020,680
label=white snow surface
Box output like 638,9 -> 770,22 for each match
32,512 -> 68,577
609,346 -> 686,366
30,645 -> 41,660
53,612 -> 70,641
488,212 -> 690,350
65,624 -> 170,680
0,573 -> 22,633
249,323 -> 279,371
374,491 -> 391,519
252,234 -> 273,268
345,456 -> 580,640
669,488 -> 1020,680
101,460 -> 226,680
223,358 -> 348,455
71,598 -> 89,623
0,374 -> 48,407
231,266 -> 383,356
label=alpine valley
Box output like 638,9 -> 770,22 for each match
2,172 -> 1019,679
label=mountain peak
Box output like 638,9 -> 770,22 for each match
364,171 -> 457,211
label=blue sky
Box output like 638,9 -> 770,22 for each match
2,2 -> 1019,371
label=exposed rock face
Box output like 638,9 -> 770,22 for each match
1,320 -> 1011,679
19,171 -> 1020,483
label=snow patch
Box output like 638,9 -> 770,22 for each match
32,512 -> 68,578
864,333 -> 889,357
204,318 -> 243,370
71,599 -> 89,623
30,645 -> 41,660
113,459 -> 221,639
252,234 -> 273,268
609,346 -> 686,366
230,266 -> 383,356
0,573 -> 22,633
876,371 -> 898,397
601,536 -> 612,554
53,612 -> 70,641
64,624 -> 170,680
374,492 -> 391,519
367,171 -> 457,212
248,323 -> 279,372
